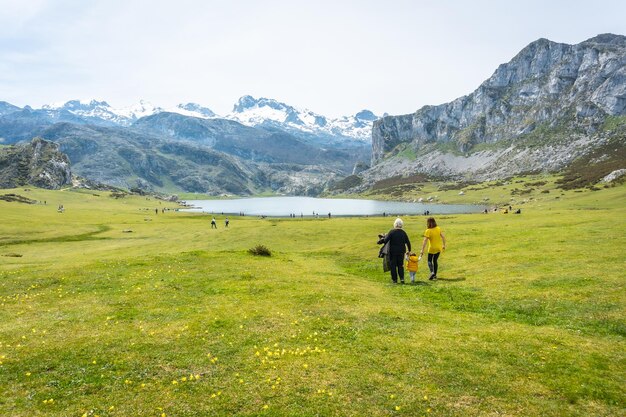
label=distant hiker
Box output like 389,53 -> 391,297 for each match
225,217 -> 229,227
406,252 -> 419,283
211,217 -> 217,229
328,212 -> 331,219
420,217 -> 446,281
383,218 -> 411,284
155,208 -> 158,215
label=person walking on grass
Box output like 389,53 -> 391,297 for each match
406,252 -> 419,283
211,217 -> 217,229
383,218 -> 411,284
419,217 -> 446,280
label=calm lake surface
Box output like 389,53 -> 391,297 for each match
183,197 -> 483,217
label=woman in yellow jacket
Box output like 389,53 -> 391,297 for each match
419,217 -> 446,280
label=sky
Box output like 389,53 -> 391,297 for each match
0,0 -> 625,118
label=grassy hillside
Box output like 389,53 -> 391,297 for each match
0,183 -> 624,416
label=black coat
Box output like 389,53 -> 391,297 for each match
383,228 -> 411,255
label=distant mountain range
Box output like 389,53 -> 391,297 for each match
11,96 -> 376,143
0,97 -> 373,195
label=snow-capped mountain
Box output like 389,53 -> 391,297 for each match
114,100 -> 165,121
33,96 -> 377,142
42,99 -> 130,125
41,99 -> 165,126
174,103 -> 217,118
227,95 -> 376,142
39,100 -> 220,126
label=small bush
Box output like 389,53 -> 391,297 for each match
248,245 -> 272,257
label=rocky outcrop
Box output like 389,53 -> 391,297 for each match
0,138 -> 72,189
602,169 -> 626,183
370,34 -> 626,181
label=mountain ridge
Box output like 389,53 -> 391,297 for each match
357,33 -> 626,190
3,96 -> 376,143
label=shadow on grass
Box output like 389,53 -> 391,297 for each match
0,224 -> 112,247
436,277 -> 467,282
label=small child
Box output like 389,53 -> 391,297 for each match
406,252 -> 419,283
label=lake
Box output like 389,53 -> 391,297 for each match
183,197 -> 484,217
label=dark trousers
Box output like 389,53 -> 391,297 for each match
389,253 -> 405,283
428,252 -> 440,276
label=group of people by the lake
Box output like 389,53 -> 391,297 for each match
379,217 -> 446,284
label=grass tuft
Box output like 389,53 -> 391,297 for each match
248,244 -> 272,256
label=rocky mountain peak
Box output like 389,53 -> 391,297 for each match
580,33 -> 626,46
0,101 -> 21,116
232,95 -> 293,114
355,110 -> 377,121
0,137 -> 72,189
232,95 -> 260,113
366,33 -> 626,183
176,103 -> 216,118
65,99 -> 111,110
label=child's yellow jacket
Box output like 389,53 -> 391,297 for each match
406,254 -> 418,272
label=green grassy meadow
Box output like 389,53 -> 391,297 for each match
0,182 -> 625,416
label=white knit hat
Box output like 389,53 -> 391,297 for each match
393,218 -> 403,228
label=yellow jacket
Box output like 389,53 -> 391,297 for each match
406,254 -> 419,272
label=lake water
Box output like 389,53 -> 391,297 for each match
183,197 -> 483,217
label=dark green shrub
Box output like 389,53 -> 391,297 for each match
248,245 -> 272,257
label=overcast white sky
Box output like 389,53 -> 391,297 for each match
0,0 -> 624,117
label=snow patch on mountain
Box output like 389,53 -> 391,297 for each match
115,100 -> 164,121
174,103 -> 216,118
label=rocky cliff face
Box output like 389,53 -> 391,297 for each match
369,34 -> 626,180
0,138 -> 72,189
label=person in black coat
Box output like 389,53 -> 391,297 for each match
383,218 -> 411,284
